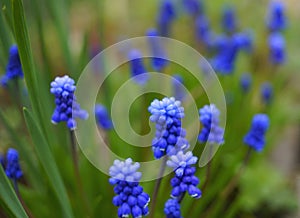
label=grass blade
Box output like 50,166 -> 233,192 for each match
23,108 -> 74,218
0,166 -> 28,218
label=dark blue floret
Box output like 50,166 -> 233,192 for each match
1,45 -> 24,87
95,104 -> 113,130
244,114 -> 269,152
164,199 -> 182,218
5,148 -> 23,180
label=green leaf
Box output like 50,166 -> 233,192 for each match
0,166 -> 28,218
23,108 -> 74,218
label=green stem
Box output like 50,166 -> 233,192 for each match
69,130 -> 92,216
13,179 -> 35,218
203,147 -> 252,218
150,156 -> 167,218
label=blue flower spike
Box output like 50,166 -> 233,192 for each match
5,148 -> 23,180
261,82 -> 273,105
240,73 -> 252,93
167,151 -> 202,199
157,0 -> 176,37
95,104 -> 113,130
146,28 -> 169,71
268,32 -> 285,65
128,49 -> 149,85
266,1 -> 286,32
109,158 -> 150,218
182,0 -> 202,17
1,45 -> 24,87
222,6 -> 237,33
244,114 -> 269,152
148,97 -> 189,159
172,75 -> 186,101
198,104 -> 224,145
50,75 -> 88,130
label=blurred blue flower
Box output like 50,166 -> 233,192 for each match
157,0 -> 176,36
109,158 -> 150,218
0,153 -> 5,168
167,151 -> 201,199
211,32 -> 252,74
5,148 -> 23,180
261,82 -> 273,105
50,75 -> 88,130
268,32 -> 285,65
182,0 -> 202,16
164,198 -> 182,218
1,45 -> 24,87
240,73 -> 252,93
195,15 -> 214,48
95,104 -> 113,130
198,104 -> 224,145
128,49 -> 149,85
172,75 -> 186,101
146,28 -> 169,71
233,31 -> 253,52
222,6 -> 236,33
266,1 -> 286,32
244,114 -> 269,152
148,97 -> 189,159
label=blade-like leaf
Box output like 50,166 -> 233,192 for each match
0,166 -> 28,218
23,108 -> 74,218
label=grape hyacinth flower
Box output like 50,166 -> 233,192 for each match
266,1 -> 286,32
157,0 -> 176,37
50,75 -> 88,130
182,0 -> 202,17
128,49 -> 149,85
0,153 -> 5,168
244,114 -> 269,152
240,73 -> 252,93
268,32 -> 285,65
211,32 -> 252,74
222,6 -> 236,33
172,75 -> 186,101
5,148 -> 23,180
1,45 -> 24,87
198,104 -> 224,145
146,28 -> 169,71
167,151 -> 202,199
148,97 -> 189,159
95,104 -> 113,130
109,158 -> 150,218
164,198 -> 182,218
261,82 -> 273,105
195,15 -> 214,48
